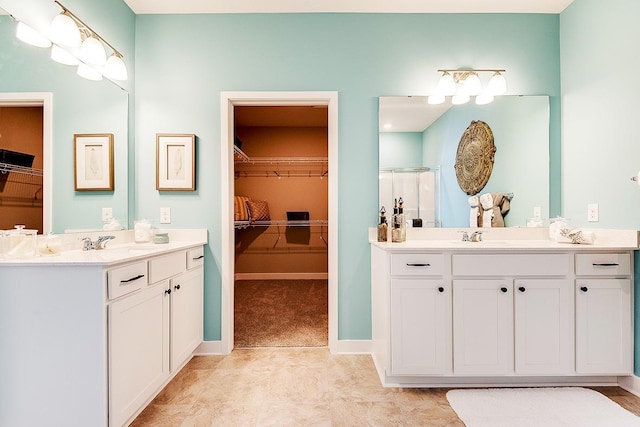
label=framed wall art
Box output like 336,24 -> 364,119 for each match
74,133 -> 114,191
156,133 -> 196,191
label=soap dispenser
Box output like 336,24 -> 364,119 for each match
392,198 -> 406,243
377,206 -> 388,242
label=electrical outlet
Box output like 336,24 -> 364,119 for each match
533,207 -> 541,220
102,207 -> 113,222
160,207 -> 171,224
587,203 -> 599,222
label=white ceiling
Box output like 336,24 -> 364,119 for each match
123,0 -> 575,14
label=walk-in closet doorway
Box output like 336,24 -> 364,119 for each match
220,92 -> 338,354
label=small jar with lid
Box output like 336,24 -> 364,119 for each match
5,225 -> 37,259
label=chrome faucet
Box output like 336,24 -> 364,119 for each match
460,231 -> 470,242
470,231 -> 483,242
82,235 -> 116,251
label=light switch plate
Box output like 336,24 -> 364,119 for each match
587,203 -> 599,222
160,207 -> 171,224
102,207 -> 113,222
533,206 -> 541,220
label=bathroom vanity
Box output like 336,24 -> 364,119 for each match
0,230 -> 207,427
370,228 -> 638,387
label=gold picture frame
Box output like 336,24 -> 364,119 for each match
74,133 -> 114,191
156,133 -> 196,191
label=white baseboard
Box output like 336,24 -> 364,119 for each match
194,340 -> 371,355
334,340 -> 372,354
194,340 -> 227,355
234,272 -> 328,281
618,375 -> 640,397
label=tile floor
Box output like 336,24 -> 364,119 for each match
131,347 -> 640,426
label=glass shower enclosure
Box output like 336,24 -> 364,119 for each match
379,167 -> 441,228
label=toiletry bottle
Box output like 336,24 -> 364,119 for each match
377,206 -> 388,242
397,197 -> 406,242
392,198 -> 407,243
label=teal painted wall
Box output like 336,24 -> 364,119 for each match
560,0 -> 640,374
0,0 -> 135,232
379,132 -> 422,169
135,13 -> 560,341
423,96 -> 550,227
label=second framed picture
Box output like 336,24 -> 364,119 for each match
156,133 -> 196,191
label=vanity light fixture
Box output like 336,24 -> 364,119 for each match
430,69 -> 507,105
13,1 -> 128,82
16,22 -> 52,48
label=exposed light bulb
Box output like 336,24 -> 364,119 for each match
488,72 -> 507,95
51,44 -> 80,66
463,73 -> 482,96
77,63 -> 102,81
437,72 -> 456,96
80,36 -> 106,66
451,94 -> 470,105
427,94 -> 445,105
103,54 -> 128,81
16,22 -> 52,48
50,13 -> 81,47
475,91 -> 495,105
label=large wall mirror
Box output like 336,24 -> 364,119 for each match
379,95 -> 550,228
0,9 -> 129,234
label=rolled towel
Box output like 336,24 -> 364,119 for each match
468,196 -> 479,227
480,193 -> 494,228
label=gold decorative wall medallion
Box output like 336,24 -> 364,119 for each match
454,120 -> 496,195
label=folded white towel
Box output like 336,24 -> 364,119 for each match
479,193 -> 494,227
468,196 -> 479,227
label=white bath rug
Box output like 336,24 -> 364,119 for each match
446,387 -> 640,427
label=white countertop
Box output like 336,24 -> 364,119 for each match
369,227 -> 639,251
0,229 -> 208,266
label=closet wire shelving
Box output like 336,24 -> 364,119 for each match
234,145 -> 328,178
0,162 -> 43,207
233,145 -> 328,247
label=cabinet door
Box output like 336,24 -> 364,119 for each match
109,282 -> 170,427
576,279 -> 632,374
514,279 -> 574,375
171,267 -> 204,371
390,278 -> 452,375
453,280 -> 513,375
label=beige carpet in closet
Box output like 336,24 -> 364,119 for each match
234,279 -> 328,348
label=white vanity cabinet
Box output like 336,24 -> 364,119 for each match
109,279 -> 170,427
452,253 -> 574,376
575,253 -> 632,375
0,238 -> 206,427
388,253 -> 452,375
110,248 -> 204,427
371,243 -> 634,387
452,279 -> 514,375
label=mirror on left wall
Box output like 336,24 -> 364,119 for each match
0,9 -> 129,234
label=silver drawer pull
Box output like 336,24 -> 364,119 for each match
592,263 -> 619,267
120,274 -> 145,284
406,263 -> 430,267
193,255 -> 204,260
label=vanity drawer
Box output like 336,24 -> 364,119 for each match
187,247 -> 204,270
452,253 -> 569,277
108,261 -> 148,300
149,251 -> 186,283
391,253 -> 445,276
575,253 -> 630,276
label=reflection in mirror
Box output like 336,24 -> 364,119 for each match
379,95 -> 549,228
0,9 -> 129,233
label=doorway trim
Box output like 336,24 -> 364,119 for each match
0,92 -> 53,233
220,91 -> 338,354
